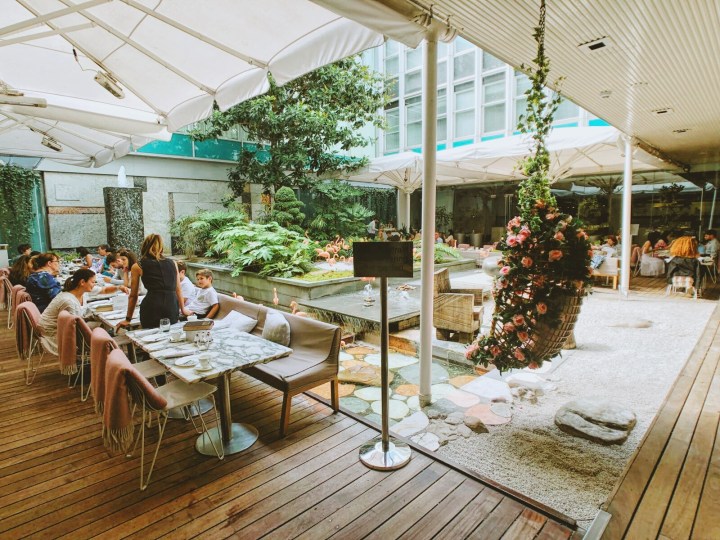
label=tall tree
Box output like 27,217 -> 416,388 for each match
193,57 -> 387,196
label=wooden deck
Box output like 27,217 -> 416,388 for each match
0,322 -> 577,539
601,300 -> 720,539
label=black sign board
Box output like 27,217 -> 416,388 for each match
353,241 -> 414,278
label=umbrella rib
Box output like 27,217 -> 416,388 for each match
0,0 -> 108,37
52,0 -> 215,95
14,0 -> 167,118
4,110 -> 117,151
0,23 -> 95,47
121,0 -> 269,68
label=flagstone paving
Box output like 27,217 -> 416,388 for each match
328,342 -> 519,452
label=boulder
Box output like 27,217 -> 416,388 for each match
460,376 -> 513,403
555,397 -> 636,445
445,411 -> 465,425
506,373 -> 556,395
391,411 -> 429,437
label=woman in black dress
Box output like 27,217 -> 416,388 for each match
119,234 -> 186,329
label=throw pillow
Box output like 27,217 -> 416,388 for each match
262,309 -> 291,346
226,310 -> 258,333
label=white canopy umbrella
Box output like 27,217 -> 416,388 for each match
0,109 -> 159,167
437,127 -> 672,183
1,0 -> 385,132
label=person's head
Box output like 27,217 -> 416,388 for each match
140,234 -> 164,260
176,260 -> 187,278
704,229 -> 717,240
195,268 -> 213,289
33,252 -> 59,272
97,244 -> 112,256
17,243 -> 31,256
606,235 -> 617,246
105,252 -> 122,269
647,231 -> 662,245
77,247 -> 90,258
9,255 -> 30,279
116,249 -> 137,270
63,268 -> 97,293
670,236 -> 698,258
29,251 -> 40,257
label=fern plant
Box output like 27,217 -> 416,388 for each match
210,221 -> 317,277
170,209 -> 246,257
309,180 -> 373,240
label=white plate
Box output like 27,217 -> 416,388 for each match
194,364 -> 214,372
175,357 -> 197,367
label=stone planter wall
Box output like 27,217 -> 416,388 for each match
185,258 -> 476,309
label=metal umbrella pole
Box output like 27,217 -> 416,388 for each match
359,276 -> 411,470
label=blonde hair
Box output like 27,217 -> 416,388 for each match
140,234 -> 164,260
670,236 -> 698,258
195,268 -> 213,281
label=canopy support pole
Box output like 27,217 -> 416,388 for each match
406,191 -> 411,231
619,135 -> 633,297
419,35 -> 438,407
709,186 -> 717,230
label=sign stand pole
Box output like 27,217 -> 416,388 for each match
359,276 -> 411,470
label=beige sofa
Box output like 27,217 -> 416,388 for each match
216,294 -> 341,436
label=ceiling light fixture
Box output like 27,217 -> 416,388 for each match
652,107 -> 673,116
94,71 -> 125,99
0,82 -> 47,107
672,128 -> 690,134
578,36 -> 614,54
600,90 -> 612,99
41,136 -> 63,152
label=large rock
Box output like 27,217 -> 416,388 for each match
391,411 -> 429,437
506,373 -> 556,395
460,376 -> 513,403
555,397 -> 636,445
397,363 -> 449,385
339,360 -> 394,386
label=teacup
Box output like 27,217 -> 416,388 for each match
198,354 -> 212,369
187,315 -> 198,322
169,330 -> 183,342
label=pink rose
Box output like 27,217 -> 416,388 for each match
535,200 -> 546,209
528,361 -> 539,369
521,256 -> 533,268
517,229 -> 530,242
506,235 -> 518,247
517,331 -> 529,341
512,314 -> 525,326
465,343 -> 479,359
500,266 -> 511,275
537,302 -> 547,314
545,213 -> 556,221
548,250 -> 563,261
577,230 -> 588,239
490,345 -> 501,357
554,231 -> 565,241
513,348 -> 526,361
503,322 -> 516,333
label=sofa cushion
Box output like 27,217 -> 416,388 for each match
244,356 -> 337,392
216,294 -> 266,335
222,310 -> 258,333
262,309 -> 291,346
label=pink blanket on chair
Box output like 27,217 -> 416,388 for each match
57,311 -> 80,376
15,302 -> 41,360
0,277 -> 10,310
90,327 -> 117,415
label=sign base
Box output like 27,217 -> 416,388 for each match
359,436 -> 411,471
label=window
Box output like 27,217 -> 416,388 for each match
482,52 -> 504,72
454,36 -> 474,53
384,102 -> 400,153
482,72 -> 506,134
453,52 -> 475,80
405,70 -> 422,94
514,71 -> 531,128
554,96 -> 580,122
406,47 -> 422,70
384,41 -> 400,100
454,81 -> 475,138
405,96 -> 422,148
437,88 -> 447,143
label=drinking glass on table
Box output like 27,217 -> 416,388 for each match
159,318 -> 171,333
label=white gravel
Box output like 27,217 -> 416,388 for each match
437,288 -> 715,529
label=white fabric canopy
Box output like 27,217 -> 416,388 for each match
1,0 -> 386,132
0,109 -> 159,167
437,127 -> 669,183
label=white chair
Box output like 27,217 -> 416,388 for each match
104,348 -> 223,490
700,257 -> 717,284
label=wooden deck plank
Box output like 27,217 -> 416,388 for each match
436,486 -> 503,539
601,305 -> 720,539
0,317 -> 575,539
624,338 -> 720,538
692,420 -> 720,538
535,519 -> 573,540
660,355 -> 720,538
500,508 -> 547,539
466,497 -> 525,540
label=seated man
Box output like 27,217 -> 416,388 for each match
182,268 -> 219,319
703,230 -> 719,259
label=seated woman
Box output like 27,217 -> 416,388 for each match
38,268 -> 97,356
666,236 -> 702,295
26,253 -> 63,313
445,229 -> 457,248
601,235 -> 618,257
76,247 -> 94,268
8,254 -> 31,287
640,231 -> 666,277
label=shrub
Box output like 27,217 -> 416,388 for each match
170,209 -> 246,257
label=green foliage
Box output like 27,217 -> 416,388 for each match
412,241 -> 462,263
192,57 -> 387,196
0,164 -> 38,249
435,206 -> 454,231
266,187 -> 305,233
658,183 -> 685,230
356,186 -> 397,224
210,221 -> 316,278
170,209 -> 247,257
309,181 -> 373,239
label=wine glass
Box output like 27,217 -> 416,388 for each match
159,318 -> 171,333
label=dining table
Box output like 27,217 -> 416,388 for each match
126,326 -> 292,456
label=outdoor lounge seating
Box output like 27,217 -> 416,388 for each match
216,293 -> 341,437
433,268 -> 482,343
592,256 -> 619,289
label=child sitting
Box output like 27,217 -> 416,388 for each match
176,261 -> 196,306
182,268 -> 219,319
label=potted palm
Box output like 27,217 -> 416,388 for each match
466,0 -> 592,372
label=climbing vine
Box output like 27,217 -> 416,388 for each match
0,164 -> 38,249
